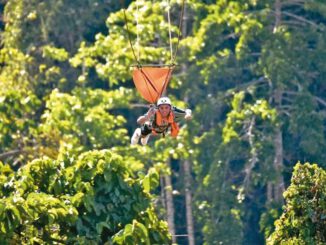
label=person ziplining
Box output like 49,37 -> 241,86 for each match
122,0 -> 191,145
131,97 -> 192,145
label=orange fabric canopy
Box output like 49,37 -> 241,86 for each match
132,67 -> 173,103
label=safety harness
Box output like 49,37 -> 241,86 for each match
152,110 -> 179,137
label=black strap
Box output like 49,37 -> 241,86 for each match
159,67 -> 173,98
139,68 -> 159,102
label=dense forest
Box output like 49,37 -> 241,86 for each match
0,0 -> 325,244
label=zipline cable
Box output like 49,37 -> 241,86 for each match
141,70 -> 157,102
122,0 -> 186,67
136,0 -> 140,61
167,0 -> 173,64
123,7 -> 141,66
171,0 -> 186,65
159,67 -> 173,98
121,0 -> 186,103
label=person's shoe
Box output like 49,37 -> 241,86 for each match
141,134 -> 151,145
131,128 -> 141,145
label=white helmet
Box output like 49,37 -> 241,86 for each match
157,97 -> 171,106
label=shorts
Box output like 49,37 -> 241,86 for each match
141,123 -> 167,137
141,124 -> 152,136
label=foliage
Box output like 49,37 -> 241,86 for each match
1,0 -> 326,244
0,0 -> 126,166
182,0 -> 326,243
3,0 -> 121,51
268,163 -> 326,244
2,0 -> 122,97
39,87 -> 132,158
0,150 -> 170,244
0,47 -> 41,164
0,89 -> 40,158
70,0 -> 183,86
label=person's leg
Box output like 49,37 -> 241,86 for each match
131,128 -> 141,145
140,124 -> 152,145
141,134 -> 151,145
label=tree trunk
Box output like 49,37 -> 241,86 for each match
164,160 -> 176,243
274,0 -> 281,32
267,182 -> 273,203
180,4 -> 195,244
160,176 -> 167,210
267,0 -> 285,204
273,120 -> 285,203
271,88 -> 285,203
183,160 -> 195,245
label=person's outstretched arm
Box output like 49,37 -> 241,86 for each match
173,106 -> 192,121
137,106 -> 156,124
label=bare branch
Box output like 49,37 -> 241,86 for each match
281,0 -> 305,7
282,20 -> 309,27
282,91 -> 326,108
226,77 -> 268,97
274,0 -> 282,31
243,116 -> 258,192
249,52 -> 261,57
282,11 -> 319,28
0,150 -> 23,160
279,110 -> 291,117
282,91 -> 299,95
315,97 -> 326,107
130,103 -> 151,108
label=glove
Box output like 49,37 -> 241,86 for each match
185,109 -> 192,120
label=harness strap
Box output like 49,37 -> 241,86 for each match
151,111 -> 179,137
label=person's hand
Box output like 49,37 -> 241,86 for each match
185,109 -> 192,120
146,107 -> 157,119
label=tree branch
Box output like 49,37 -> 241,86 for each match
274,0 -> 282,31
281,11 -> 319,28
226,77 -> 268,97
0,150 -> 23,160
282,91 -> 326,108
315,96 -> 326,107
281,0 -> 305,7
282,20 -> 309,27
243,116 -> 258,192
130,103 -> 151,108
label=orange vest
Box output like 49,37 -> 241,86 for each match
153,111 -> 179,137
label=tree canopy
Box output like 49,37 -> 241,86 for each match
0,150 -> 170,244
268,163 -> 326,244
0,0 -> 325,244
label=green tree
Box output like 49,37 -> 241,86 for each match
1,0 -> 326,243
268,163 -> 326,244
2,0 -> 122,96
0,47 -> 42,166
38,87 -> 132,158
0,150 -> 170,244
70,0 -> 182,86
181,0 -> 326,243
0,0 -> 125,166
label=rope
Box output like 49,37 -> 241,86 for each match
136,0 -> 140,60
172,0 -> 186,65
139,68 -> 159,102
123,8 -> 141,66
167,0 -> 173,64
159,67 -> 173,98
122,0 -> 186,67
130,64 -> 175,67
121,0 -> 185,103
144,76 -> 156,103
